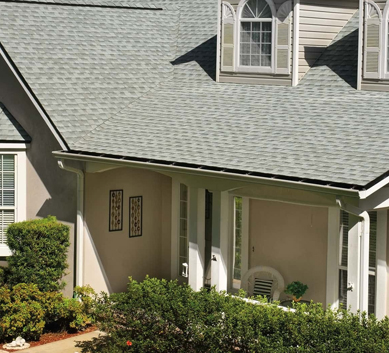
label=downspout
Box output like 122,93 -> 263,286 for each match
336,197 -> 370,314
57,160 -> 84,288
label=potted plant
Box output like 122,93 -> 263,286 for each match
285,281 -> 309,302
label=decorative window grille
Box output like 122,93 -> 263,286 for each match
179,184 -> 189,277
0,155 -> 16,246
239,0 -> 273,68
338,210 -> 377,314
233,197 -> 243,286
129,196 -> 142,237
109,190 -> 123,232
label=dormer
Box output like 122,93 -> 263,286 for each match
218,0 -> 360,87
218,0 -> 293,85
360,0 -> 389,91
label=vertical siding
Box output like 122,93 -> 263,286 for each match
299,0 -> 358,80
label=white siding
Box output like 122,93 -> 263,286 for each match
299,0 -> 358,80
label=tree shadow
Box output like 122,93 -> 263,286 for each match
170,36 -> 217,81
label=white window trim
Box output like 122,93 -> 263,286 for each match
364,0 -> 382,79
381,0 -> 389,79
0,146 -> 27,257
235,0 -> 277,74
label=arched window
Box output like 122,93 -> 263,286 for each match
236,0 -> 276,72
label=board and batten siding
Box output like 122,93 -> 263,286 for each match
219,0 -> 293,86
361,0 -> 389,92
299,0 -> 358,80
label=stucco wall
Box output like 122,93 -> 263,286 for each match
84,167 -> 172,294
0,56 -> 77,296
249,199 -> 328,304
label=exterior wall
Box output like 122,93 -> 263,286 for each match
360,0 -> 389,91
84,167 -> 172,294
219,0 -> 293,86
249,199 -> 328,304
299,0 -> 358,80
387,209 -> 389,317
0,56 -> 77,297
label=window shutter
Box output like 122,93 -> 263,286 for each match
221,2 -> 236,72
364,2 -> 381,79
276,0 -> 292,75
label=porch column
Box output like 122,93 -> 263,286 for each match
347,214 -> 360,313
188,187 -> 206,291
211,191 -> 229,292
376,210 -> 387,319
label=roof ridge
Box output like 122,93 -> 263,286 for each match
0,0 -> 177,10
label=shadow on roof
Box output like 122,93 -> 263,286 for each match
170,36 -> 217,81
301,28 -> 358,89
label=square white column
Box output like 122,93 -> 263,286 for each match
188,187 -> 206,291
347,214 -> 360,313
211,191 -> 229,292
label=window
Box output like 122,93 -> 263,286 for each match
239,0 -> 273,68
0,155 -> 15,253
233,197 -> 243,289
179,184 -> 189,278
338,210 -> 377,314
221,0 -> 292,75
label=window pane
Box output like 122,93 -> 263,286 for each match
180,184 -> 188,201
2,155 -> 15,172
3,173 -> 14,189
252,32 -> 260,43
252,22 -> 261,32
252,43 -> 261,55
241,30 -> 250,43
241,22 -> 250,32
262,22 -> 272,32
339,269 -> 348,309
369,211 -> 377,271
241,43 -> 250,54
242,0 -> 271,19
3,190 -> 15,206
261,44 -> 271,55
261,55 -> 271,67
180,201 -> 187,218
180,219 -> 187,237
251,55 -> 260,66
368,274 -> 376,315
241,55 -> 250,66
0,210 -> 15,245
262,32 -> 271,43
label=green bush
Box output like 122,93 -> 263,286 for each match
77,277 -> 389,353
0,284 -> 94,342
5,216 -> 70,292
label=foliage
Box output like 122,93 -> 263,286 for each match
285,281 -> 309,300
0,284 -> 94,342
77,277 -> 389,353
5,216 -> 70,292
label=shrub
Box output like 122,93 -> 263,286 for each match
5,216 -> 70,292
77,277 -> 389,353
0,284 -> 94,342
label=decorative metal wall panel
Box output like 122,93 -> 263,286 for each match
129,196 -> 142,237
109,190 -> 123,232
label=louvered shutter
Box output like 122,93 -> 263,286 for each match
364,2 -> 381,79
221,2 -> 236,72
253,279 -> 273,298
276,0 -> 292,75
0,210 -> 14,245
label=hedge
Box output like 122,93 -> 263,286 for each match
4,216 -> 70,292
77,277 -> 389,353
0,284 -> 94,342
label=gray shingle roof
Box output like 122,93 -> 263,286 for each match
1,0 -> 389,187
0,103 -> 30,142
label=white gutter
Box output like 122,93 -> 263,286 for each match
292,0 -> 300,87
52,151 -> 359,197
336,197 -> 370,314
359,175 -> 389,199
0,46 -> 68,151
57,160 -> 84,287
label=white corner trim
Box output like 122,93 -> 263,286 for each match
0,47 -> 68,151
216,0 -> 222,82
375,210 -> 387,319
357,0 -> 364,90
292,0 -> 300,87
326,207 -> 340,309
0,143 -> 29,150
16,151 -> 27,223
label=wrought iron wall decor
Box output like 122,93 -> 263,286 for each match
129,196 -> 143,237
109,190 -> 123,232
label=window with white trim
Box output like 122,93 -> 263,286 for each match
0,155 -> 16,249
179,184 -> 189,278
221,0 -> 292,75
232,197 -> 243,289
338,210 -> 377,314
